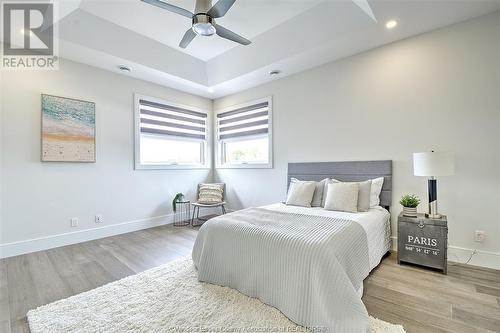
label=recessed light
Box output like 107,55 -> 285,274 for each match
385,20 -> 398,29
269,70 -> 281,76
118,65 -> 131,72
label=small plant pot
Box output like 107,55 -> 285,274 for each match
403,207 -> 418,217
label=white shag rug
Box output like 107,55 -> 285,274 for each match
27,257 -> 405,333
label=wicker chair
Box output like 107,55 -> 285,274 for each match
191,183 -> 226,226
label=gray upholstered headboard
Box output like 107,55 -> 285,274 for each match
287,160 -> 393,209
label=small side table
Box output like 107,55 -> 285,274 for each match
173,200 -> 191,227
398,213 -> 448,274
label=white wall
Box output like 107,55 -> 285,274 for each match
214,12 -> 500,268
0,59 -> 213,257
1,13 -> 498,267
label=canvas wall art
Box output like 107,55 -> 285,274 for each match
41,94 -> 96,162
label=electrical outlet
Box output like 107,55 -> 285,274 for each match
95,214 -> 103,224
475,230 -> 486,242
70,217 -> 79,227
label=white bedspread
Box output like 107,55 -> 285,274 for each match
262,203 -> 391,271
192,206 -> 381,333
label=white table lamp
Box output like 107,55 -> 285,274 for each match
413,151 -> 455,219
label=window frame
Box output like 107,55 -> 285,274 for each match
134,93 -> 211,170
215,96 -> 273,169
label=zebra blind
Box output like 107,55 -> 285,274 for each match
139,99 -> 207,140
217,101 -> 269,140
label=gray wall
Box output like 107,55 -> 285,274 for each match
214,12 -> 500,268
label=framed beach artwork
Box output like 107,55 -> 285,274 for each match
41,94 -> 96,162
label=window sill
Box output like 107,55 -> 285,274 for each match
135,164 -> 211,170
216,163 -> 273,169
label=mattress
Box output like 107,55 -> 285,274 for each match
261,203 -> 392,271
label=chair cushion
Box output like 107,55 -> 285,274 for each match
192,201 -> 226,207
198,183 -> 224,204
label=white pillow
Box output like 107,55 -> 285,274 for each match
286,180 -> 316,207
290,178 -> 328,207
198,183 -> 224,204
322,178 -> 340,207
370,177 -> 385,207
324,182 -> 359,213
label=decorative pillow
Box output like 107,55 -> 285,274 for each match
357,180 -> 372,212
198,183 -> 224,204
323,182 -> 359,213
286,181 -> 316,207
322,178 -> 340,207
312,178 -> 329,207
369,177 -> 385,207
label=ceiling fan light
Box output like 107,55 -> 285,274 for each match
192,23 -> 216,36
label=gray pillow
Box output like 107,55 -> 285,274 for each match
324,182 -> 359,213
286,181 -> 316,207
357,180 -> 372,212
290,178 -> 327,207
311,178 -> 328,207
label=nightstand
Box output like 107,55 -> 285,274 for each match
397,213 -> 448,274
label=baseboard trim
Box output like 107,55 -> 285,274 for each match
4,218 -> 497,270
0,213 -> 175,259
390,236 -> 500,270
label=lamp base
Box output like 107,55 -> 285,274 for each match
427,178 -> 442,219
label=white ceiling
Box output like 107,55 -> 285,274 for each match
50,0 -> 500,98
80,0 -> 324,61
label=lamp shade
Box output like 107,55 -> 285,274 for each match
413,151 -> 455,176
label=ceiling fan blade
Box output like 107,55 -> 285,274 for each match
214,24 -> 251,45
141,0 -> 193,18
207,0 -> 237,18
179,28 -> 196,48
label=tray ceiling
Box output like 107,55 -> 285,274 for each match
25,0 -> 500,97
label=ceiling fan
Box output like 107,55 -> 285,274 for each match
141,0 -> 251,48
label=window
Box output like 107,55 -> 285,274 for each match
134,95 -> 209,169
216,97 -> 272,168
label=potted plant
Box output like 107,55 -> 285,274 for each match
172,193 -> 185,213
400,194 -> 420,217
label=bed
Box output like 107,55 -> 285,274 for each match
192,160 -> 392,333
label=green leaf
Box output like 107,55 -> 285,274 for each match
172,193 -> 184,212
399,194 -> 420,208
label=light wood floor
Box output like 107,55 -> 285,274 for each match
1,223 -> 499,333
